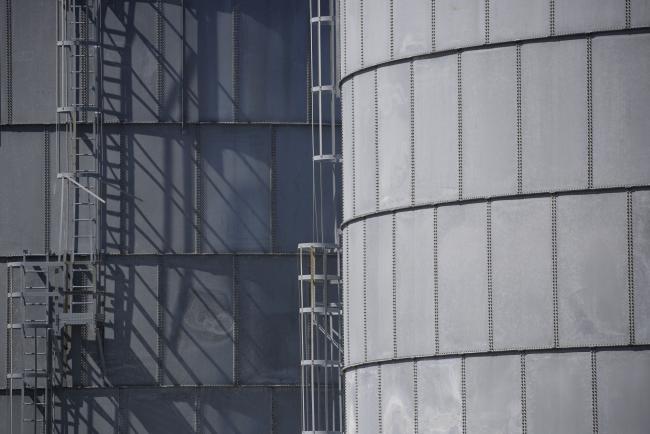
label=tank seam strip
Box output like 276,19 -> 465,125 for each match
484,0 -> 490,44
431,0 -> 436,51
194,131 -> 203,254
549,0 -> 556,36
270,387 -> 276,434
409,61 -> 416,206
156,0 -> 165,121
270,126 -> 277,252
5,0 -> 12,123
591,350 -> 599,434
233,255 -> 241,385
625,0 -> 631,29
194,386 -> 201,434
156,262 -> 163,385
457,52 -> 463,200
374,70 -> 380,211
360,0 -> 365,67
392,213 -> 397,358
433,207 -> 439,355
389,0 -> 394,60
552,195 -> 559,347
352,80 -> 357,216
627,191 -> 635,344
413,360 -> 419,434
520,353 -> 527,434
6,268 -> 11,388
363,219 -> 368,362
343,0 -> 347,76
354,370 -> 359,434
232,4 -> 241,122
516,45 -> 523,194
346,230 -> 351,365
461,356 -> 467,434
44,128 -> 51,254
587,37 -> 593,189
487,201 -> 494,351
377,364 -> 383,433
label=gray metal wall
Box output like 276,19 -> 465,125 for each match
0,0 -> 331,432
341,1 -> 650,432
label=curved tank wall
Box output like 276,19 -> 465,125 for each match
0,0 -> 335,432
341,1 -> 650,432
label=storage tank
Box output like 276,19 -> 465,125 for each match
341,1 -> 650,432
0,0 -> 325,432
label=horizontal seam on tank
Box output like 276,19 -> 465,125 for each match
342,343 -> 650,373
339,26 -> 650,87
341,184 -> 650,230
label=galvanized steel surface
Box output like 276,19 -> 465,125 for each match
341,0 -> 650,433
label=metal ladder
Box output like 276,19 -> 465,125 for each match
300,0 -> 344,432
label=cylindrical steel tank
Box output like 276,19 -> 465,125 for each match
341,1 -> 650,432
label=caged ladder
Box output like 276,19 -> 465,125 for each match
300,0 -> 344,432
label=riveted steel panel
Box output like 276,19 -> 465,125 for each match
417,358 -> 462,434
377,63 -> 411,210
239,255 -> 299,384
463,47 -> 518,199
555,0 -> 625,34
634,190 -> 650,343
438,203 -> 489,353
557,193 -> 628,346
631,0 -> 650,27
435,0 -> 484,52
0,2 -> 6,124
597,350 -> 650,434
357,366 -> 380,434
10,0 -> 56,124
200,125 -> 271,253
0,129 -> 45,256
365,214 -> 394,361
381,362 -> 414,432
54,388 -> 119,434
201,387 -> 270,433
526,352 -> 592,434
344,0 -> 362,76
161,256 -> 233,386
102,256 -> 159,386
413,56 -> 459,204
393,0 -> 432,58
347,223 -> 365,365
522,39 -> 588,192
272,387 -> 301,434
489,0 -> 548,43
363,0 -> 390,67
593,34 -> 650,188
345,372 -> 357,434
184,0 -> 234,122
127,388 -> 195,434
343,82 -> 354,220
354,73 -> 377,216
466,354 -> 521,433
238,0 -> 308,123
492,197 -> 554,350
396,209 -> 436,357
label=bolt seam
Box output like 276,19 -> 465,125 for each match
484,0 -> 490,44
392,213 -> 398,358
591,350 -> 599,434
363,220 -> 368,362
457,53 -> 463,200
549,0 -> 556,36
627,191 -> 635,344
378,364 -> 383,433
434,207 -> 439,354
431,0 -> 436,51
487,201 -> 494,351
360,0 -> 365,67
521,354 -> 527,434
389,0 -> 395,60
352,80 -> 357,216
354,370 -> 360,434
552,196 -> 559,347
346,230 -> 351,365
587,37 -> 593,189
232,4 -> 241,121
156,263 -> 163,385
625,0 -> 631,29
270,126 -> 277,252
194,133 -> 203,253
156,0 -> 165,121
44,129 -> 51,254
516,45 -> 523,194
413,360 -> 419,434
410,62 -> 416,206
461,357 -> 467,434
5,0 -> 13,123
374,70 -> 380,210
233,256 -> 241,385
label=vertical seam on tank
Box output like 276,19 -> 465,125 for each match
374,70 -> 380,211
433,207 -> 439,354
360,0 -> 365,68
6,268 -> 11,388
343,0 -> 347,76
591,350 -> 599,434
457,52 -> 463,200
377,364 -> 383,434
461,356 -> 467,434
352,79 -> 357,216
516,45 -> 523,194
307,35 -> 312,125
627,191 -> 635,344
625,0 -> 631,29
156,0 -> 165,121
232,3 -> 241,121
270,387 -> 277,434
194,387 -> 201,434
587,37 -> 593,189
431,0 -> 436,51
484,0 -> 490,44
233,255 -> 241,385
44,128 -> 51,254
413,360 -> 419,434
389,0 -> 395,60
410,61 -> 416,206
552,195 -> 559,347
520,353 -> 527,434
5,0 -> 12,123
549,0 -> 556,36
487,201 -> 494,351
392,213 -> 397,358
354,370 -> 360,434
363,219 -> 368,362
194,130 -> 203,254
346,229 -> 351,365
156,263 -> 163,385
270,126 -> 277,252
